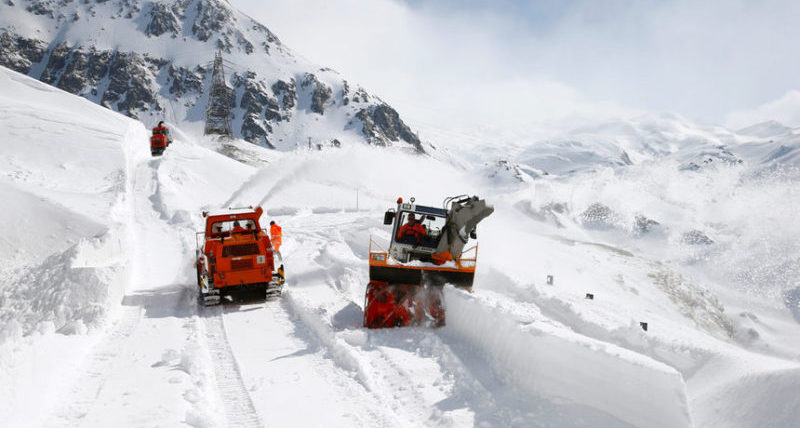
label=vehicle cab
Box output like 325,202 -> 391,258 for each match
385,198 -> 448,263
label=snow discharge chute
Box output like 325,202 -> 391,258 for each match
364,195 -> 494,328
433,195 -> 494,264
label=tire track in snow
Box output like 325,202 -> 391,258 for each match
367,337 -> 444,423
46,147 -> 192,426
283,283 -> 480,427
137,138 -> 263,427
280,226 -> 479,427
42,123 -> 144,427
43,305 -> 143,428
200,306 -> 263,428
273,228 -> 425,425
45,130 -> 264,428
278,289 -> 427,427
221,294 -> 404,427
130,139 -> 259,427
318,220 -> 529,426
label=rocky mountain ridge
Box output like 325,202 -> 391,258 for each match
0,0 -> 423,151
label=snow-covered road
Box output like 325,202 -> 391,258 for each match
3,67 -> 800,428
29,135 -> 688,427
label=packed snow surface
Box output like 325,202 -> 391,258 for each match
1,65 -> 800,428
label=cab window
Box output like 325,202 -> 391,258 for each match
396,211 -> 446,248
210,219 -> 257,236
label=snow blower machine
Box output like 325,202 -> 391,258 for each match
150,121 -> 172,156
195,206 -> 285,306
364,195 -> 494,328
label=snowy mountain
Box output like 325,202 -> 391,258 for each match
737,120 -> 795,139
424,113 -> 800,183
2,64 -> 800,428
0,0 -> 423,151
1,5 -> 800,427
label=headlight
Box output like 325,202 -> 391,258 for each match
372,253 -> 386,261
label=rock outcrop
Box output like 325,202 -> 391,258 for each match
0,0 -> 424,152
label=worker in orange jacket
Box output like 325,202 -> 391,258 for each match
270,221 -> 282,254
232,220 -> 246,234
397,213 -> 426,244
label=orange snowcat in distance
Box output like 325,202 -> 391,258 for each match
196,206 -> 285,306
150,121 -> 171,156
364,195 -> 493,328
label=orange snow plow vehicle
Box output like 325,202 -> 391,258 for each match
364,195 -> 493,328
195,206 -> 285,306
150,121 -> 172,156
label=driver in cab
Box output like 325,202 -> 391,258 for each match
397,213 -> 426,244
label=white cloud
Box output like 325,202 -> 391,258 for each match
726,90 -> 800,129
231,0 -> 800,131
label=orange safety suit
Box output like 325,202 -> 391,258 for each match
270,223 -> 283,252
397,222 -> 426,243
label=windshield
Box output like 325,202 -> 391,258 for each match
395,210 -> 446,248
210,219 -> 257,236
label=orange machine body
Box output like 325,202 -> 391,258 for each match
150,125 -> 170,156
196,206 -> 283,304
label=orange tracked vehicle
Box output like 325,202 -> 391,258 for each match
195,206 -> 285,306
364,195 -> 493,328
150,121 -> 172,156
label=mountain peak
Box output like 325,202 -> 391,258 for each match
736,120 -> 793,138
0,0 -> 423,151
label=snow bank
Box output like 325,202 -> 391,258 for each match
0,67 -> 142,343
0,181 -> 107,267
443,287 -> 692,428
0,231 -> 128,341
692,367 -> 800,428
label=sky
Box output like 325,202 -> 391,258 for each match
231,0 -> 800,131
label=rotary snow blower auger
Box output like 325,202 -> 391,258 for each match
364,195 -> 493,328
195,206 -> 285,306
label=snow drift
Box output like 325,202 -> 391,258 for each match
0,65 -> 141,341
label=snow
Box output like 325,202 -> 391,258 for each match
388,258 -> 458,269
0,0 -> 407,151
1,61 -> 800,428
444,287 -> 692,428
